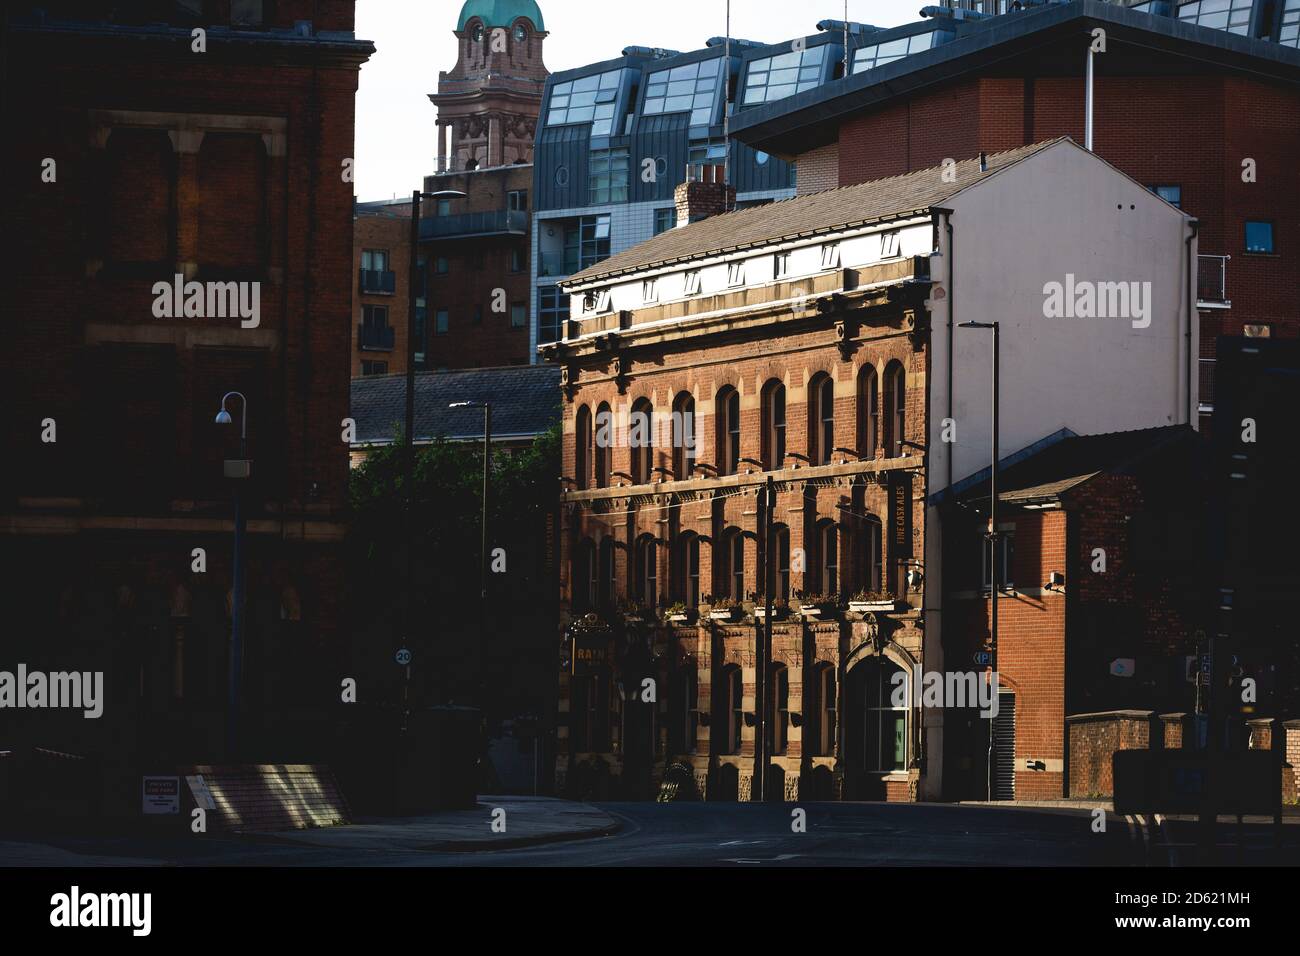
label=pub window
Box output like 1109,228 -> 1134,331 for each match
671,391 -> 696,479
594,403 -> 612,487
722,665 -> 743,754
771,524 -> 791,600
859,514 -> 883,594
769,663 -> 790,755
716,386 -> 741,475
635,534 -> 658,607
629,397 -> 654,484
809,372 -> 835,465
598,537 -> 616,609
717,527 -> 745,600
675,532 -> 701,607
857,364 -> 878,457
575,405 -> 592,490
808,663 -> 836,756
816,520 -> 838,596
670,666 -> 699,754
883,361 -> 906,457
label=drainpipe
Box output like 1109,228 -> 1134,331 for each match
1085,42 -> 1094,151
931,208 -> 956,492
1185,219 -> 1199,425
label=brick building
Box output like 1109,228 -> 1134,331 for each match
544,139 -> 1198,802
730,0 -> 1300,423
3,1 -> 372,817
351,0 -> 544,375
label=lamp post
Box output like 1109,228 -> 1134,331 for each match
959,320 -> 1000,800
448,400 -> 492,707
215,391 -> 249,758
403,187 -> 467,709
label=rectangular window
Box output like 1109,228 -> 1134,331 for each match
1149,184 -> 1182,208
361,360 -> 388,376
510,247 -> 525,273
654,207 -> 677,235
538,286 -> 569,344
436,198 -> 451,217
361,249 -> 389,271
1177,0 -> 1253,35
1245,220 -> 1274,254
547,69 -> 622,135
508,190 -> 529,211
435,256 -> 450,274
821,243 -> 840,269
643,56 -> 722,127
1282,0 -> 1300,47
879,231 -> 901,258
726,261 -> 745,287
642,279 -> 658,303
362,304 -> 389,329
852,31 -> 935,73
589,147 -> 630,204
774,252 -> 791,279
982,533 -> 1015,591
435,309 -> 449,335
683,270 -> 701,295
744,44 -> 827,105
510,303 -> 527,328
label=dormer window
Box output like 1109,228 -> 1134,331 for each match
880,231 -> 901,258
775,252 -> 791,279
590,289 -> 611,313
514,23 -> 528,42
471,22 -> 484,43
684,270 -> 702,296
727,261 -> 746,287
642,279 -> 658,303
821,242 -> 841,269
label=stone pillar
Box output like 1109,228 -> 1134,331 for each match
436,122 -> 447,173
488,113 -> 501,168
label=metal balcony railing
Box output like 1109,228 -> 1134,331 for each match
358,323 -> 395,351
359,268 -> 396,294
419,209 -> 527,241
1197,255 -> 1229,306
1198,358 -> 1215,413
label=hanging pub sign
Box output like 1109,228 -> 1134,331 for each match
888,471 -> 914,560
572,639 -> 611,676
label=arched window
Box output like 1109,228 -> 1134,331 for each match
635,534 -> 658,607
883,361 -> 906,458
808,662 -> 837,756
575,405 -> 592,490
594,402 -> 612,487
847,658 -> 908,772
716,527 -> 745,600
722,665 -> 743,754
629,398 -> 653,484
769,663 -> 790,755
761,379 -> 786,471
815,520 -> 838,596
857,364 -> 878,458
597,537 -> 615,610
716,386 -> 741,476
674,532 -> 701,608
859,514 -> 883,594
809,372 -> 835,465
671,391 -> 696,479
573,538 -> 596,611
770,523 -> 791,600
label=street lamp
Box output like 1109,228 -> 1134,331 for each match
448,400 -> 492,708
959,320 -> 1000,800
401,187 -> 468,707
214,391 -> 249,758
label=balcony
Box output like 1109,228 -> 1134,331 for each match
359,268 -> 396,295
538,251 -> 576,278
1198,358 -> 1215,414
419,209 -> 527,242
1197,255 -> 1230,308
358,323 -> 395,351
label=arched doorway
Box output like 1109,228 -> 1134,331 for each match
842,655 -> 908,799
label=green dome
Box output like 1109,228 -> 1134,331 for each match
457,0 -> 545,32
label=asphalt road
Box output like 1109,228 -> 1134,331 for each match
4,801 -> 1155,867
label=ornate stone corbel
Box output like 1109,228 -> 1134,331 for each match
614,353 -> 631,394
834,317 -> 859,361
560,364 -> 578,401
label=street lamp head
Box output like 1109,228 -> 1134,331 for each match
959,321 -> 995,330
214,409 -> 233,425
422,189 -> 468,200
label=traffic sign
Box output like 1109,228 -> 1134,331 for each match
972,651 -> 991,666
394,648 -> 412,666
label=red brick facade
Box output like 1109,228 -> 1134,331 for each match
4,4 -> 370,817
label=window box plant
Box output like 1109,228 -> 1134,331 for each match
848,590 -> 904,614
704,595 -> 741,622
796,591 -> 839,619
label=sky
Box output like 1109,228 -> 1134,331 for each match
353,0 -> 922,202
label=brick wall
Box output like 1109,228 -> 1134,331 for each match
796,142 -> 839,195
1067,710 -> 1155,799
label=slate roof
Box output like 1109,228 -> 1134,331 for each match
564,138 -> 1067,287
350,365 -> 560,445
955,425 -> 1198,507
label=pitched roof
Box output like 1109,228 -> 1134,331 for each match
350,365 -> 560,446
955,425 -> 1198,507
564,139 -> 1067,287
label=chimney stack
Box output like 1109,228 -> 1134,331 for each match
674,164 -> 736,227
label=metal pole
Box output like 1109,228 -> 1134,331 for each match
480,404 -> 491,708
404,190 -> 421,720
228,442 -> 245,759
764,477 -> 776,801
1085,46 -> 1094,151
987,322 -> 1000,800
